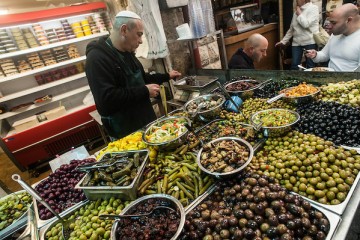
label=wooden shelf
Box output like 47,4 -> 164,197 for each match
0,72 -> 86,103
0,32 -> 108,60
0,85 -> 90,120
0,56 -> 86,83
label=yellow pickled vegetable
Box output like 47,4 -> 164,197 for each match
97,132 -> 146,159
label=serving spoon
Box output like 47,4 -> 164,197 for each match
297,65 -> 308,71
99,206 -> 176,220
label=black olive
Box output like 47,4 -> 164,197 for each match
220,217 -> 229,228
246,220 -> 258,230
254,215 -> 264,225
320,224 -> 330,233
233,209 -> 244,219
308,225 -> 318,236
266,226 -> 278,238
214,223 -> 222,233
288,204 -> 300,216
278,213 -> 288,223
246,194 -> 254,202
295,228 -> 305,237
293,218 -> 302,228
205,227 -> 212,236
268,215 -> 279,226
301,217 -> 311,228
271,200 -> 282,212
209,219 -> 218,228
240,202 -> 248,210
189,231 -> 199,239
286,220 -> 296,230
243,228 -> 255,239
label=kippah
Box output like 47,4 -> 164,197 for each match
115,10 -> 141,19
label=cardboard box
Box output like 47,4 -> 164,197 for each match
44,106 -> 66,120
13,116 -> 39,132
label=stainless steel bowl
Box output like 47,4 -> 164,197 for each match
143,116 -> 190,151
183,94 -> 226,122
110,194 -> 185,240
224,79 -> 260,99
196,137 -> 254,178
281,85 -> 320,105
250,108 -> 300,137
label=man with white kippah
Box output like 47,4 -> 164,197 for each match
85,10 -> 181,139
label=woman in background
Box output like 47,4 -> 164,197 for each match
275,0 -> 319,70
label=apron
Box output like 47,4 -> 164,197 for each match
101,38 -> 154,139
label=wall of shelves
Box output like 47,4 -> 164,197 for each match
0,2 -> 110,170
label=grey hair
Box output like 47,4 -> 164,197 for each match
113,17 -> 138,32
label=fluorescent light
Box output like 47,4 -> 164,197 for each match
0,9 -> 9,15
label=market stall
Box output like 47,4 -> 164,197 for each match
1,69 -> 360,240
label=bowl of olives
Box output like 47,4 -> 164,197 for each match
196,137 -> 254,178
184,94 -> 226,122
251,108 -> 300,137
111,194 -> 185,240
224,79 -> 260,99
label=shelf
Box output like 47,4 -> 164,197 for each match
0,56 -> 86,83
215,3 -> 258,16
0,72 -> 86,103
0,32 -> 108,60
0,85 -> 90,120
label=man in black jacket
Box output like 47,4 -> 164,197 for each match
228,33 -> 268,69
85,11 -> 181,139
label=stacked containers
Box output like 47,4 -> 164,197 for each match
60,20 -> 75,40
10,28 -> 28,51
39,50 -> 57,66
93,13 -> 107,33
101,12 -> 112,32
26,53 -> 45,69
0,29 -> 17,54
0,59 -> 18,76
22,28 -> 39,48
32,24 -> 49,46
71,22 -> 84,38
16,58 -> 32,73
86,16 -> 100,34
54,27 -> 67,42
45,29 -> 58,44
80,19 -> 92,36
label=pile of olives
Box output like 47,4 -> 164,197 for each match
180,173 -> 330,240
250,131 -> 360,205
296,101 -> 360,147
0,191 -> 32,230
318,80 -> 360,107
254,79 -> 301,98
45,197 -> 130,240
219,98 -> 294,123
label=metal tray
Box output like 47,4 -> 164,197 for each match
75,150 -> 149,201
173,76 -> 218,91
31,178 -> 86,229
0,190 -> 32,239
39,200 -> 89,240
184,184 -> 341,240
292,170 -> 360,216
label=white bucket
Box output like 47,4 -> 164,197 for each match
176,23 -> 193,40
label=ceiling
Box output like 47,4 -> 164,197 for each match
0,0 -> 88,14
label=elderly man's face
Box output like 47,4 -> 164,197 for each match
123,19 -> 144,52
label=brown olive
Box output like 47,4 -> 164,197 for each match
264,208 -> 275,218
258,177 -> 268,186
220,229 -> 230,239
233,184 -> 241,192
316,231 -> 327,240
214,223 -> 222,233
254,215 -> 264,225
235,193 -> 242,201
209,219 -> 217,228
228,216 -> 238,226
238,218 -> 248,228
223,208 -> 232,216
219,217 -> 229,228
233,229 -> 243,239
276,224 -> 288,235
268,215 -> 279,226
260,222 -> 270,232
201,209 -> 211,220
278,213 -> 288,223
210,210 -> 220,220
270,200 -> 282,212
280,233 -> 293,240
301,217 -> 311,228
308,224 -> 318,236
203,234 -> 213,240
244,209 -> 254,219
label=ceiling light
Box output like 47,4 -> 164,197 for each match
0,9 -> 9,15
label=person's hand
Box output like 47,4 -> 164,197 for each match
305,49 -> 317,59
146,84 -> 160,98
169,70 -> 181,80
275,42 -> 285,48
296,6 -> 302,16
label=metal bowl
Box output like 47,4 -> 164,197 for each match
250,108 -> 300,137
111,194 -> 185,240
196,137 -> 254,178
281,85 -> 320,105
143,116 -> 190,151
183,94 -> 226,122
224,79 -> 260,99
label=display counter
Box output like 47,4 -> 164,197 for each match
224,23 -> 279,70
